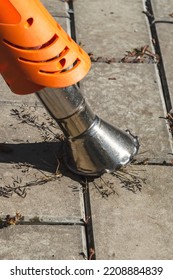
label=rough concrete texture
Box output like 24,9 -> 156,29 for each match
0,162 -> 83,218
90,166 -> 173,259
74,0 -> 151,58
41,0 -> 67,17
152,0 -> 173,105
0,0 -> 173,260
0,225 -> 84,260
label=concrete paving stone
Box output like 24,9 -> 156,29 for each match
74,0 -> 151,58
80,63 -> 172,159
0,104 -> 46,143
0,165 -> 83,218
0,225 -> 84,259
89,165 -> 173,259
0,104 -> 83,219
152,0 -> 173,18
152,0 -> 173,106
41,0 -> 67,17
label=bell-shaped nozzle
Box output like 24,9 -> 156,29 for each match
37,85 -> 139,176
65,117 -> 138,176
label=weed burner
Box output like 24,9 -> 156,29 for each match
0,0 -> 139,176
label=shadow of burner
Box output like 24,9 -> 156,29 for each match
0,141 -> 63,173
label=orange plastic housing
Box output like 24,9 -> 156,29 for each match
0,0 -> 91,94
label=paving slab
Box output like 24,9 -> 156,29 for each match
0,225 -> 84,259
74,0 -> 151,58
0,104 -> 83,219
41,0 -> 67,17
151,0 -> 173,105
0,105 -> 41,142
0,167 -> 83,219
89,165 -> 173,259
152,0 -> 173,18
81,63 -> 172,159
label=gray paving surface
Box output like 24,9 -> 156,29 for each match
90,166 -> 173,259
0,225 -> 84,260
0,0 -> 173,260
41,0 -> 67,17
152,0 -> 173,105
74,0 -> 151,58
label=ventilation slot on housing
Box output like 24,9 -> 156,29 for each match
39,58 -> 81,75
3,34 -> 58,50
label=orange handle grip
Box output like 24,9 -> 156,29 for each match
0,0 -> 91,94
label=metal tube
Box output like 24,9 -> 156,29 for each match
36,85 -> 95,138
36,84 -> 139,176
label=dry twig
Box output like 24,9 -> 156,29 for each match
121,45 -> 159,63
92,176 -> 119,198
88,248 -> 95,260
113,167 -> 146,193
166,112 -> 173,133
0,172 -> 61,198
0,212 -> 23,228
10,105 -> 64,142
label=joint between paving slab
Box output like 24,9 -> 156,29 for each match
144,0 -> 172,113
66,0 -> 77,42
132,160 -> 173,166
141,0 -> 173,154
0,215 -> 84,227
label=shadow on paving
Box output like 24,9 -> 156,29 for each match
0,141 -> 90,188
0,142 -> 63,173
